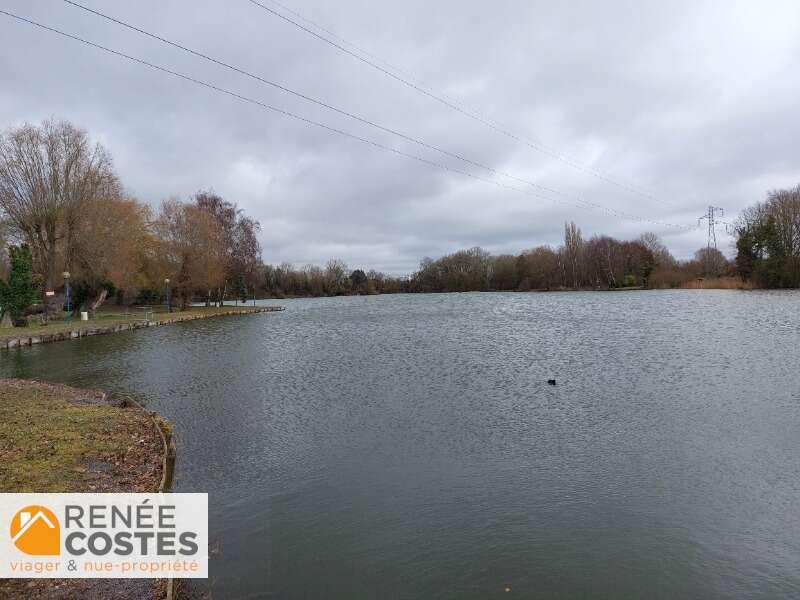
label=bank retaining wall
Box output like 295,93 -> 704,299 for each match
0,306 -> 284,350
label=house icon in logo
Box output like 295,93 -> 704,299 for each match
10,505 -> 60,556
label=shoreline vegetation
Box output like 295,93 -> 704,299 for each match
262,278 -> 754,299
0,379 -> 170,599
0,119 -> 798,329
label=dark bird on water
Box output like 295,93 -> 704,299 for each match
547,379 -> 557,386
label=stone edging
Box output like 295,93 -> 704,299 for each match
0,306 -> 284,350
113,393 -> 178,600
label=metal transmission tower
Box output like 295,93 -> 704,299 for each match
698,206 -> 725,249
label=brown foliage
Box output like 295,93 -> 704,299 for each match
155,199 -> 226,307
72,196 -> 152,298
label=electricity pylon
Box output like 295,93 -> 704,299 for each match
698,206 -> 725,249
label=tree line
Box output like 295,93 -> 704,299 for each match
0,119 -> 264,318
1,119 -> 798,326
252,188 -> 799,295
406,226 -> 734,293
259,191 -> 799,295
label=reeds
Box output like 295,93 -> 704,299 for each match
679,277 -> 754,290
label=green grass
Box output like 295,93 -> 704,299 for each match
0,305 -> 268,340
0,381 -> 151,492
0,380 -> 167,597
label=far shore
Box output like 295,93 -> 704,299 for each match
260,277 -> 756,299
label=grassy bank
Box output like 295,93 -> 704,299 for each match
0,379 -> 170,598
0,304 -> 282,349
0,379 -> 165,492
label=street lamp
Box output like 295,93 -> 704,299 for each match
164,278 -> 171,313
63,271 -> 71,320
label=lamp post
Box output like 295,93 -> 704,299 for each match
164,278 -> 171,313
63,271 -> 71,320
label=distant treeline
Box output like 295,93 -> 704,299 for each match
258,225 -> 737,297
251,186 -> 800,296
1,119 -> 799,322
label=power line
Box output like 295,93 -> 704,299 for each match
62,0 -> 689,230
0,8 -> 602,218
251,0 -> 423,83
245,0 -> 665,204
58,2 -> 566,204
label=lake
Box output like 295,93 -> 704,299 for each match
2,290 -> 800,599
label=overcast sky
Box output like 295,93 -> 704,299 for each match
2,0 -> 799,273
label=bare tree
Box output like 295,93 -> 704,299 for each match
194,191 -> 262,303
695,247 -> 728,278
517,246 -> 560,290
155,199 -> 226,308
639,232 -> 676,268
325,258 -> 349,294
0,119 -> 119,290
563,221 -> 584,288
490,254 -> 518,290
585,236 -> 622,288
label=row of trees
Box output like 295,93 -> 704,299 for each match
250,193 -> 794,298
260,261 -> 405,297
0,119 -> 262,317
408,225 -> 734,293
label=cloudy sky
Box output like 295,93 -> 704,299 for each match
1,0 -> 799,273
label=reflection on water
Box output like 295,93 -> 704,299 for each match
3,290 -> 800,598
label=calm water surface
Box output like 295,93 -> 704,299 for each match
2,290 -> 800,599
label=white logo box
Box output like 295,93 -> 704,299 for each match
0,493 -> 208,578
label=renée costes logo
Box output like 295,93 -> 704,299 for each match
1,493 -> 208,578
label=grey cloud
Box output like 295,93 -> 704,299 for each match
2,0 -> 799,273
